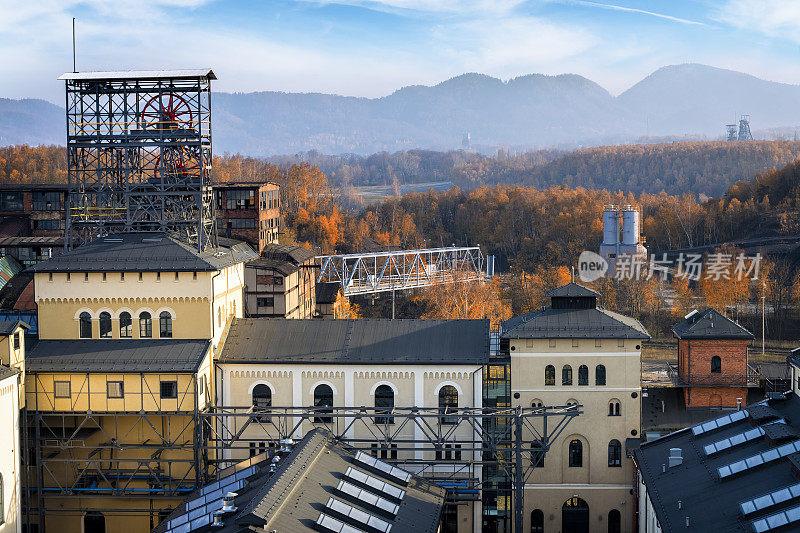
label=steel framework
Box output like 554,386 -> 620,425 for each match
61,70 -> 217,251
316,246 -> 487,296
23,404 -> 580,533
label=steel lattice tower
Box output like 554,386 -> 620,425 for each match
60,70 -> 217,251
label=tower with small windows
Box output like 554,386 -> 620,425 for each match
673,308 -> 755,408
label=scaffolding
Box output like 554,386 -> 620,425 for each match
316,246 -> 489,296
22,404 -> 580,533
60,70 -> 217,251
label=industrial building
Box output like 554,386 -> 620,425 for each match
213,182 -> 280,252
634,391 -> 800,532
599,205 -> 647,271
502,282 -> 650,533
243,244 -> 317,319
152,429 -> 446,533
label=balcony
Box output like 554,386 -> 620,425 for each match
666,362 -> 762,387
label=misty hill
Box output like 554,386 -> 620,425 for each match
5,64 -> 800,154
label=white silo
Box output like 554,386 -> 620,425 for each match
621,206 -> 640,245
603,206 -> 619,245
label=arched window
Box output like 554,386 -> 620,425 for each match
375,385 -> 395,425
119,312 -> 132,338
313,384 -> 333,423
568,439 -> 583,467
562,365 -> 573,386
139,312 -> 152,338
252,384 -> 271,422
596,364 -> 606,386
84,511 -> 105,533
609,400 -> 621,416
608,439 -> 622,467
608,509 -> 621,533
99,312 -> 112,338
531,399 -> 543,408
545,365 -> 555,386
566,398 -> 578,406
711,355 -> 721,373
578,365 -> 588,386
79,312 -> 92,338
439,385 -> 458,425
531,509 -> 544,533
159,311 -> 173,338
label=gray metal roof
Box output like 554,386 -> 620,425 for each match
26,339 -> 210,373
502,307 -> 650,339
0,365 -> 19,382
546,282 -> 599,298
219,318 -> 489,365
0,320 -> 29,336
29,232 -> 257,273
315,281 -> 341,304
58,69 -> 216,81
245,257 -> 298,276
634,392 -> 800,533
673,308 -> 754,340
153,429 -> 444,533
258,243 -> 315,265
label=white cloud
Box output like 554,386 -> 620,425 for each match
716,0 -> 800,42
573,1 -> 705,26
294,0 -> 526,15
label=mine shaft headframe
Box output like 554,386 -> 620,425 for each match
59,69 -> 217,252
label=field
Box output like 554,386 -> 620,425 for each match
351,181 -> 454,204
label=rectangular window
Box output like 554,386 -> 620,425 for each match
48,273 -> 53,282
192,271 -> 197,280
160,381 -> 178,399
174,272 -> 179,281
54,381 -> 71,398
226,189 -> 256,210
102,273 -> 107,282
525,339 -> 534,348
548,339 -> 556,348
229,218 -> 255,229
107,381 -> 124,398
572,339 -> 579,348
618,339 -> 625,348
66,273 -> 70,282
257,297 -> 275,307
156,272 -> 161,282
84,272 -> 89,282
595,339 -> 602,348
138,272 -> 143,282
0,192 -> 23,211
33,219 -> 60,230
120,272 -> 124,282
32,191 -> 61,211
13,332 -> 20,350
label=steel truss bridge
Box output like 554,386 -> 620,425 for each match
316,246 -> 490,296
23,404 -> 580,533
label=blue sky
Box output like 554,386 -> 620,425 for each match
3,0 -> 800,102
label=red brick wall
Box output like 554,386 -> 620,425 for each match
679,339 -> 748,381
686,387 -> 747,408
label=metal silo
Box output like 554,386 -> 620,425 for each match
621,207 -> 640,245
603,206 -> 619,245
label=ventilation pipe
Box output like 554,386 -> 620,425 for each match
669,448 -> 683,468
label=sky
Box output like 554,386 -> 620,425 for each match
3,0 -> 800,103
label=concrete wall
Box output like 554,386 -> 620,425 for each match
510,337 -> 642,533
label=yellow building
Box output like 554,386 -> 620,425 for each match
503,283 -> 650,533
214,317 -> 489,533
22,233 -> 256,533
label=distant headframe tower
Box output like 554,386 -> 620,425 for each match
60,69 -> 217,251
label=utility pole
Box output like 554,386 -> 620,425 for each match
762,281 -> 766,356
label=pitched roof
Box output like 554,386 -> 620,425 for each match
29,232 -> 257,273
219,318 -> 489,365
634,392 -> 800,533
502,307 -> 650,339
58,69 -> 216,81
259,243 -> 315,265
673,308 -> 754,340
153,429 -> 445,533
0,320 -> 29,336
26,339 -> 210,373
315,281 -> 341,304
546,282 -> 599,298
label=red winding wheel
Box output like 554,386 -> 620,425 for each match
140,92 -> 193,130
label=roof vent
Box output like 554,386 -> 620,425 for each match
280,438 -> 293,452
221,492 -> 237,513
669,448 -> 683,468
211,514 -> 224,528
684,310 -> 698,320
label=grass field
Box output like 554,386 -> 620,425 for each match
352,181 -> 454,204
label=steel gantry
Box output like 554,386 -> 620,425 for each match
60,70 -> 217,251
23,404 -> 580,533
316,246 -> 490,296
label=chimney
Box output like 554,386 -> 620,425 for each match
686,516 -> 690,528
669,448 -> 683,468
737,398 -> 742,410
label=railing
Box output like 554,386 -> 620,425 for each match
666,362 -> 761,387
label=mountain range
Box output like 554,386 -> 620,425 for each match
4,64 -> 800,155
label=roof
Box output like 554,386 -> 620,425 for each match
673,308 -> 754,340
315,281 -> 341,304
245,257 -> 298,276
0,320 -> 29,336
29,232 -> 257,273
0,366 -> 19,382
0,272 -> 34,311
25,339 -> 210,373
219,318 -> 489,365
153,429 -> 445,533
0,236 -> 64,247
213,181 -> 278,189
259,243 -> 315,265
546,282 -> 600,298
502,307 -> 650,339
58,69 -> 216,81
635,392 -> 800,533
0,183 -> 68,191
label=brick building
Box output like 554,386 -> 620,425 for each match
213,182 -> 280,252
672,308 -> 755,408
0,184 -> 67,266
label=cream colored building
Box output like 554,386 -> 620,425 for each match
503,283 -> 649,533
215,317 -> 489,533
0,322 -> 24,533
